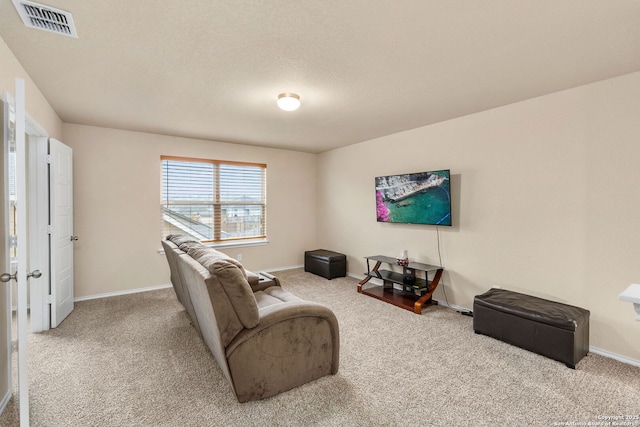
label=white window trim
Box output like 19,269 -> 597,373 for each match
157,238 -> 269,255
161,155 -> 267,244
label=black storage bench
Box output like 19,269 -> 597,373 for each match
473,288 -> 590,368
304,249 -> 346,280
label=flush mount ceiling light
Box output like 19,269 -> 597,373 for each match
277,93 -> 301,111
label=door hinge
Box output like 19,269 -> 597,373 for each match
46,154 -> 53,164
47,225 -> 53,235
47,295 -> 54,305
9,235 -> 18,248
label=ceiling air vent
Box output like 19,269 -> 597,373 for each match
11,0 -> 78,38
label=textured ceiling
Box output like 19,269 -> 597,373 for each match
2,0 -> 640,153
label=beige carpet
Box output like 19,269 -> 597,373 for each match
1,269 -> 639,426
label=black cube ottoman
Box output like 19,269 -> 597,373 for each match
304,249 -> 346,280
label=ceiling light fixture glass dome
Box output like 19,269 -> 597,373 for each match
277,93 -> 301,111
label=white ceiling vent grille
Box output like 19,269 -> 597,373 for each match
11,0 -> 78,38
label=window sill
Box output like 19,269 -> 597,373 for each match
158,238 -> 269,255
206,238 -> 269,250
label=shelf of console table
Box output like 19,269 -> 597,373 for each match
357,255 -> 444,314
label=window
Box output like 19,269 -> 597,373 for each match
161,156 -> 267,244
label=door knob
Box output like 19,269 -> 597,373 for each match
28,270 -> 42,279
0,270 -> 42,282
70,236 -> 78,241
0,272 -> 16,283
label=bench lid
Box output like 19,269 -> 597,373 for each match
305,249 -> 346,261
474,288 -> 589,331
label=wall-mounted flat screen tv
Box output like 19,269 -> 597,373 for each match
375,169 -> 451,226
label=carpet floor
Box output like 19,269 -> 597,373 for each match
0,268 -> 639,426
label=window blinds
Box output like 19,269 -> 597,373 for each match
161,156 -> 266,242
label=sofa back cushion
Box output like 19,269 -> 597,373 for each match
176,255 -> 236,384
187,246 -> 249,281
167,234 -> 201,247
209,260 -> 259,329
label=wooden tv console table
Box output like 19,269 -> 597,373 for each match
357,255 -> 444,314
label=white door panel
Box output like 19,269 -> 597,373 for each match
1,90 -> 14,418
50,138 -> 74,328
29,136 -> 51,333
14,79 -> 30,427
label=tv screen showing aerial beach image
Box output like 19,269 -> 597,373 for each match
375,169 -> 451,226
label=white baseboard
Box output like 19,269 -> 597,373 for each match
433,299 -> 471,313
73,265 -> 305,302
263,264 -> 304,273
74,283 -> 173,302
589,346 -> 640,368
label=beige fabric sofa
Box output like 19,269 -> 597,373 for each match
161,235 -> 340,402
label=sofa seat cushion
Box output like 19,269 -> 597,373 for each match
255,286 -> 303,310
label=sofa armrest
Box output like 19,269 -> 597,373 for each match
248,271 -> 281,292
226,301 -> 339,361
225,301 -> 340,402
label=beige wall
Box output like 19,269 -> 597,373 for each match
62,124 -> 318,298
0,37 -> 62,140
317,71 -> 640,361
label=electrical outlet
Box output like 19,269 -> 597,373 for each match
492,285 -> 501,289
237,253 -> 242,261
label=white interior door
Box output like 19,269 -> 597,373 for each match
1,90 -> 15,418
49,138 -> 74,328
5,79 -> 31,426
